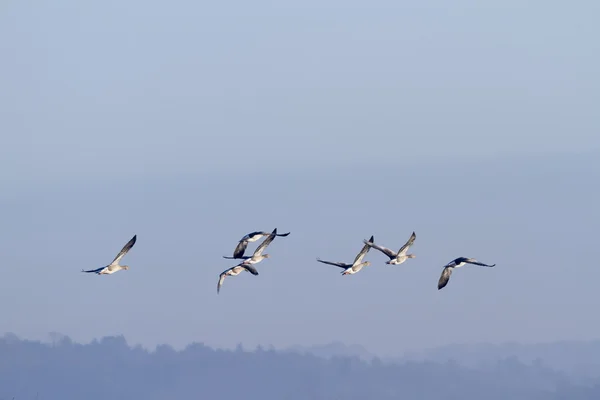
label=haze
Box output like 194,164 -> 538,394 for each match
1,0 -> 599,363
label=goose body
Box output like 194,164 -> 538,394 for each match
82,235 -> 137,275
217,263 -> 259,294
223,228 -> 282,264
228,229 -> 290,259
364,231 -> 416,265
317,235 -> 374,275
437,257 -> 496,290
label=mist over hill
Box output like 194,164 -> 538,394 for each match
396,341 -> 600,384
283,340 -> 600,383
3,333 -> 600,400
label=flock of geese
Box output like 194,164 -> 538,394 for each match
81,228 -> 497,292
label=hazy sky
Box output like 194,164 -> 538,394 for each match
1,0 -> 599,356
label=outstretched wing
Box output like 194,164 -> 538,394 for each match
110,235 -> 137,266
316,258 -> 349,269
465,259 -> 496,267
81,267 -> 104,274
354,235 -> 373,264
241,263 -> 259,275
217,273 -> 226,294
397,231 -> 416,256
438,267 -> 453,290
253,228 -> 277,257
275,232 -> 291,237
223,255 -> 250,260
233,240 -> 249,258
364,240 -> 396,259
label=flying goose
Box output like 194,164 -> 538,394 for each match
364,231 -> 416,265
217,262 -> 259,294
82,235 -> 137,275
316,235 -> 374,275
223,228 -> 280,265
437,257 -> 496,290
227,229 -> 291,259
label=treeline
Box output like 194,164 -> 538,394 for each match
0,333 -> 599,400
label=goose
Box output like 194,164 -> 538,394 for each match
316,235 -> 374,275
81,235 -> 137,275
217,263 -> 259,294
364,231 -> 416,265
222,228 -> 280,265
227,229 -> 290,259
437,257 -> 496,290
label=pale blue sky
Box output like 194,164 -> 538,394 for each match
0,0 -> 599,356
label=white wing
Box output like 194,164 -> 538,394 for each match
438,267 -> 453,290
110,235 -> 137,266
397,232 -> 416,256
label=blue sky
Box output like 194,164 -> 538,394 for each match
1,0 -> 599,356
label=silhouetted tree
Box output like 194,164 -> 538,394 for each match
0,333 -> 598,400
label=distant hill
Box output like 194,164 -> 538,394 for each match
2,333 -> 600,399
282,339 -> 600,384
283,341 -> 374,361
391,341 -> 600,384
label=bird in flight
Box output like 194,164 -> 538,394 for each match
316,235 -> 374,275
437,257 -> 496,290
81,235 -> 137,275
222,228 -> 282,265
217,262 -> 259,294
363,231 -> 416,265
226,229 -> 290,259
